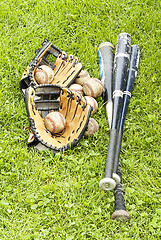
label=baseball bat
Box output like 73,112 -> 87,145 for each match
99,33 -> 131,191
113,45 -> 140,177
112,45 -> 140,220
98,42 -> 120,186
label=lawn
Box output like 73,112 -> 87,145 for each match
0,0 -> 160,239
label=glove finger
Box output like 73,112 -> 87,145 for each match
59,88 -> 92,145
52,62 -> 82,87
53,51 -> 68,75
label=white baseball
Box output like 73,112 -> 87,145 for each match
75,70 -> 90,86
84,96 -> 98,114
82,78 -> 104,98
69,84 -> 84,96
84,118 -> 99,137
44,112 -> 66,134
34,65 -> 54,84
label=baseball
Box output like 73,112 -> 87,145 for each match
44,112 -> 66,134
84,118 -> 99,137
82,78 -> 104,98
75,70 -> 90,86
69,84 -> 84,96
84,96 -> 98,114
34,65 -> 54,84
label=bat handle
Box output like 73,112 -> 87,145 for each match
112,130 -> 123,178
112,161 -> 130,220
99,129 -> 118,191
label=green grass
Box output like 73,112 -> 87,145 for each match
0,0 -> 161,239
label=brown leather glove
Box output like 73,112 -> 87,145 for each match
20,38 -> 82,95
24,85 -> 92,153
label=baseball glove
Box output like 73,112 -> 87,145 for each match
24,84 -> 92,152
20,38 -> 82,95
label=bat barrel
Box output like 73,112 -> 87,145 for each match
99,33 -> 131,191
98,42 -> 114,128
98,42 -> 114,103
119,44 -> 140,130
112,33 -> 131,129
113,45 -> 140,177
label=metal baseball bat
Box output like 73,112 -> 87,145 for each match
112,45 -> 140,220
99,33 -> 131,191
98,42 -> 120,186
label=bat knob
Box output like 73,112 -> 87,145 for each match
99,177 -> 116,191
112,173 -> 121,185
112,210 -> 130,221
